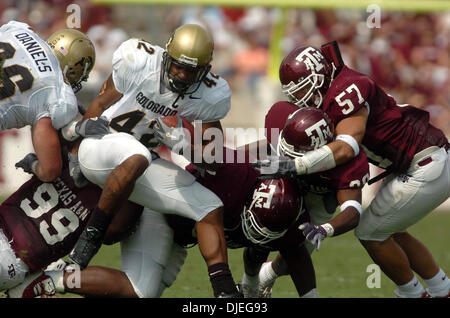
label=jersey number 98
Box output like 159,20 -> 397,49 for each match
0,42 -> 34,101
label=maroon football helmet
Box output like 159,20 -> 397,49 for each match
278,107 -> 335,158
241,178 -> 303,244
279,46 -> 333,108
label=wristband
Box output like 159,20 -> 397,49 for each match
321,223 -> 335,237
61,120 -> 79,141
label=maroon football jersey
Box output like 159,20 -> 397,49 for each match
322,65 -> 449,173
176,150 -> 308,251
0,168 -> 102,271
265,101 -> 370,193
199,160 -> 308,250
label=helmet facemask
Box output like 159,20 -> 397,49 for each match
282,70 -> 325,108
162,24 -> 214,95
62,56 -> 94,93
241,201 -> 288,245
277,131 -> 306,158
162,51 -> 211,95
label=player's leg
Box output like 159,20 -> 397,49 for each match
0,229 -> 58,298
392,232 -> 439,279
241,247 -> 270,297
120,208 -> 185,298
32,203 -> 143,298
70,133 -> 151,268
258,252 -> 288,298
281,244 -> 317,298
156,243 -> 188,297
63,266 -> 137,298
0,229 -> 30,292
44,208 -> 179,298
393,232 -> 450,297
359,237 -> 415,285
356,147 -> 450,297
126,158 -> 239,297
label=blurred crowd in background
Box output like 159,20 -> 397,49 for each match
1,0 -> 449,134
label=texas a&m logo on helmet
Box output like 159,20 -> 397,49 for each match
278,107 -> 335,158
279,46 -> 332,108
241,178 -> 303,245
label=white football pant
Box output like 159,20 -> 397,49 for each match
120,208 -> 187,297
0,230 -> 29,290
78,133 -> 223,222
356,146 -> 450,241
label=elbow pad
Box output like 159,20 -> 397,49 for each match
336,134 -> 359,157
340,200 -> 362,215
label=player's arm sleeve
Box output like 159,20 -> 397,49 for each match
30,85 -> 79,130
201,97 -> 231,123
187,83 -> 231,123
336,152 -> 370,189
0,20 -> 32,32
111,39 -> 145,94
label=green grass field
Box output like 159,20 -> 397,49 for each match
86,209 -> 450,298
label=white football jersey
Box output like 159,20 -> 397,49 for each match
103,38 -> 231,148
0,21 -> 78,130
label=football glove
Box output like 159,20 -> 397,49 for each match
15,153 -> 38,175
68,152 -> 89,188
153,117 -> 189,155
299,222 -> 334,251
251,156 -> 298,179
75,116 -> 110,138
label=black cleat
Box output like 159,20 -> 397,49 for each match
69,226 -> 104,269
217,286 -> 244,298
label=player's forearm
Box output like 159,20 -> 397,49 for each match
33,160 -> 61,182
327,140 -> 357,165
328,207 -> 360,236
293,140 -> 355,175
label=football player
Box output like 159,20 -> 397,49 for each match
67,24 -> 239,297
0,127 -> 142,297
0,21 -> 105,182
251,104 -> 369,297
36,155 -> 317,298
253,42 -> 450,297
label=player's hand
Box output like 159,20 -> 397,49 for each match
299,222 -> 332,251
15,153 -> 38,175
75,116 -> 110,138
68,153 -> 89,188
251,156 -> 298,179
153,117 -> 189,155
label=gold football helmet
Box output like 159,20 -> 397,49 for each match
47,29 -> 96,93
162,24 -> 213,94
